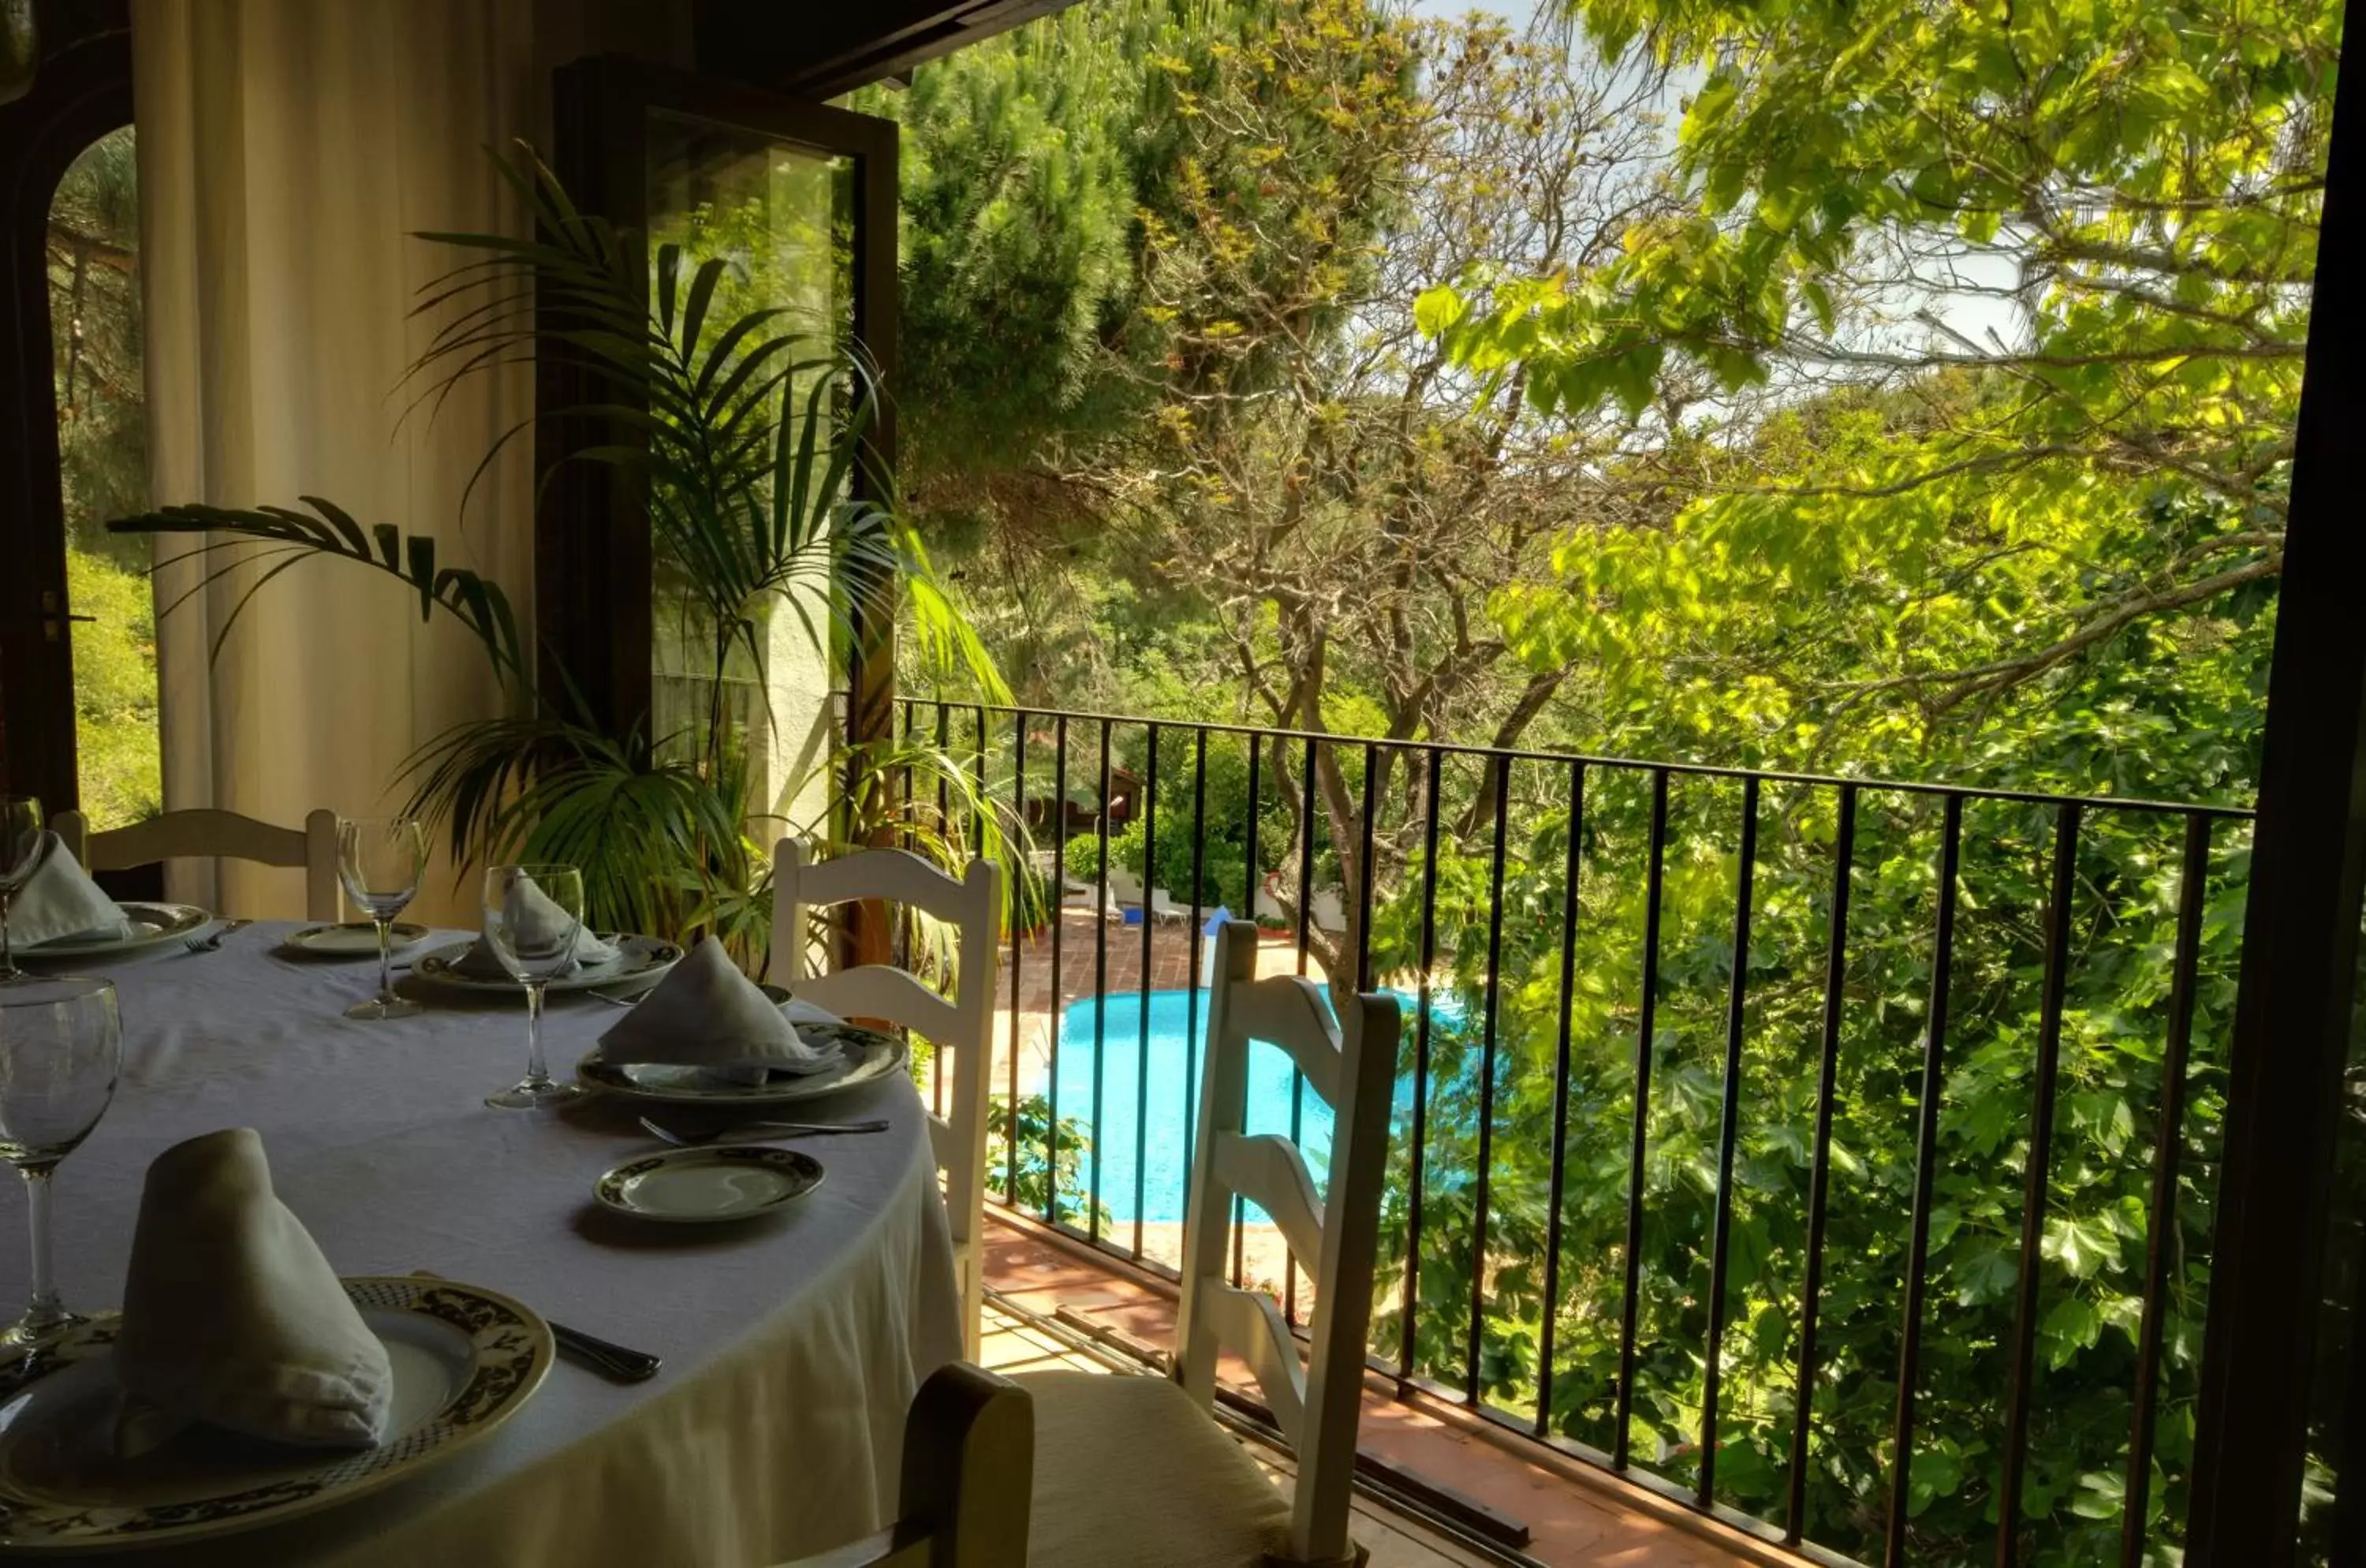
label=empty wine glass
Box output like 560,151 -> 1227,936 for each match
0,976 -> 120,1346
481,864 -> 588,1110
338,818 -> 427,1021
0,797 -> 43,985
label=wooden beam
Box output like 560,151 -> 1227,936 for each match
692,0 -> 1084,99
2183,0 -> 2366,1559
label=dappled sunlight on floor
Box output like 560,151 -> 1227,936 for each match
981,1215 -> 1793,1568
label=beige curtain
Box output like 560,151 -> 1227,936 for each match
132,0 -> 685,922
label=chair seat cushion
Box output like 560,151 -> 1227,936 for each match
1017,1369 -> 1293,1568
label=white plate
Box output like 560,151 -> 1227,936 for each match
0,1275 -> 553,1554
409,934 -> 681,994
594,1145 -> 824,1223
281,921 -> 431,958
576,1019 -> 908,1107
17,903 -> 210,960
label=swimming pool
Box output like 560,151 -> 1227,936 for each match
1048,986 -> 1442,1225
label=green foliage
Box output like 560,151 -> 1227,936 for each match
1427,0 -> 2320,719
65,547 -> 160,831
987,1092 -> 1109,1230
50,128 -> 145,567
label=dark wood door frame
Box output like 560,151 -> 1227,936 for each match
0,0 -> 129,808
541,54 -> 898,757
543,54 -> 899,962
2185,0 -> 2366,1559
692,0 -> 1084,100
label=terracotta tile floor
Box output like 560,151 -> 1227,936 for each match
981,1217 -> 1793,1568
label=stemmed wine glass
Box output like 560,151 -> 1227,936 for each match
0,976 -> 120,1346
481,864 -> 588,1110
338,818 -> 427,1021
0,797 -> 44,985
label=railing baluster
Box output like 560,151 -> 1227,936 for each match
934,701 -> 951,1119
1286,736 -> 1317,1327
1355,745 -> 1379,991
2120,812 -> 2212,1566
901,697 -> 918,854
1886,791 -> 1965,1568
1536,761 -> 1586,1438
1995,802 -> 2084,1562
1786,782 -> 1857,1543
1135,722 -> 1159,1262
1699,775 -> 1762,1503
1466,751 -> 1513,1406
1005,716 -> 1024,1207
1614,767 -> 1672,1469
1089,718 -> 1113,1245
1399,745 -> 1444,1389
1047,715 -> 1069,1227
1182,730 -> 1208,1230
1237,732 -> 1260,1292
972,704 -> 987,850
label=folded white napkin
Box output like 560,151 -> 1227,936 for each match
598,935 -> 845,1085
450,873 -> 618,979
114,1129 -> 393,1456
9,831 -> 134,948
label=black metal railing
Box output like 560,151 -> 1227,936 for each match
875,694 -> 2255,1568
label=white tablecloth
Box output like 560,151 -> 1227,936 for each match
0,923 -> 962,1568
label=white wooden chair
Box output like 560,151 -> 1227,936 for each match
771,838 -> 1002,1359
772,1361 -> 1032,1568
1013,919 -> 1401,1568
50,808 -> 341,921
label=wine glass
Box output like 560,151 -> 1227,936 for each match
0,797 -> 43,985
338,818 -> 427,1021
480,864 -> 588,1110
0,976 -> 120,1346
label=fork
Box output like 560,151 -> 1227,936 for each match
185,918 -> 254,954
638,1114 -> 889,1148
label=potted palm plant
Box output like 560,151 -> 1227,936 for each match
112,147 -> 1020,962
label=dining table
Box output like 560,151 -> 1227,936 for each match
0,920 -> 963,1567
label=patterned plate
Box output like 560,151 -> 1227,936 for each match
575,1021 -> 908,1106
280,921 -> 432,959
17,903 -> 211,961
409,934 -> 681,994
594,1146 -> 825,1223
0,1276 -> 554,1554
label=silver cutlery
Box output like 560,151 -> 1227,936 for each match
184,918 -> 254,954
637,1114 -> 889,1148
412,1270 -> 660,1383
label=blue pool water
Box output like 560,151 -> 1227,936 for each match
1049,987 -> 1436,1225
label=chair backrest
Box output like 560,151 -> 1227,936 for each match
777,1361 -> 1032,1568
51,808 -> 341,921
771,838 -> 1002,1357
1175,919 -> 1401,1568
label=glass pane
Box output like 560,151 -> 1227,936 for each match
643,110 -> 853,839
47,126 -> 156,831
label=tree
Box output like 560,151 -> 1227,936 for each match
1424,0 -> 2327,725
1087,6 -> 1681,984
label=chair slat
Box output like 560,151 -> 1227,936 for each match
1227,975 -> 1343,1105
796,966 -> 963,1042
1212,1131 -> 1325,1276
792,846 -> 986,927
85,808 -> 308,870
54,806 -> 342,921
1205,1283 -> 1309,1448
